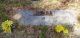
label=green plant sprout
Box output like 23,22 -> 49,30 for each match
38,26 -> 48,38
39,32 -> 45,38
1,20 -> 13,33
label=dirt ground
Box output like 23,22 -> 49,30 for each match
0,25 -> 79,38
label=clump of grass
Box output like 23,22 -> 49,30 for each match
0,3 -> 9,22
11,0 -> 32,7
38,26 -> 48,38
39,31 -> 45,38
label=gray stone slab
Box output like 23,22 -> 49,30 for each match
13,9 -> 78,26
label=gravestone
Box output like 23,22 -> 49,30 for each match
13,9 -> 78,26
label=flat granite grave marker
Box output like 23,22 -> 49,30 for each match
13,9 -> 78,26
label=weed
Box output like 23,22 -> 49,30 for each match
39,31 -> 45,38
1,20 -> 13,33
39,26 -> 48,38
54,24 -> 69,35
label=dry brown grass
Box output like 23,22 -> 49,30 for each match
31,0 -> 73,10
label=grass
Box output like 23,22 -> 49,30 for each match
39,31 -> 45,38
39,26 -> 48,38
0,3 -> 9,22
